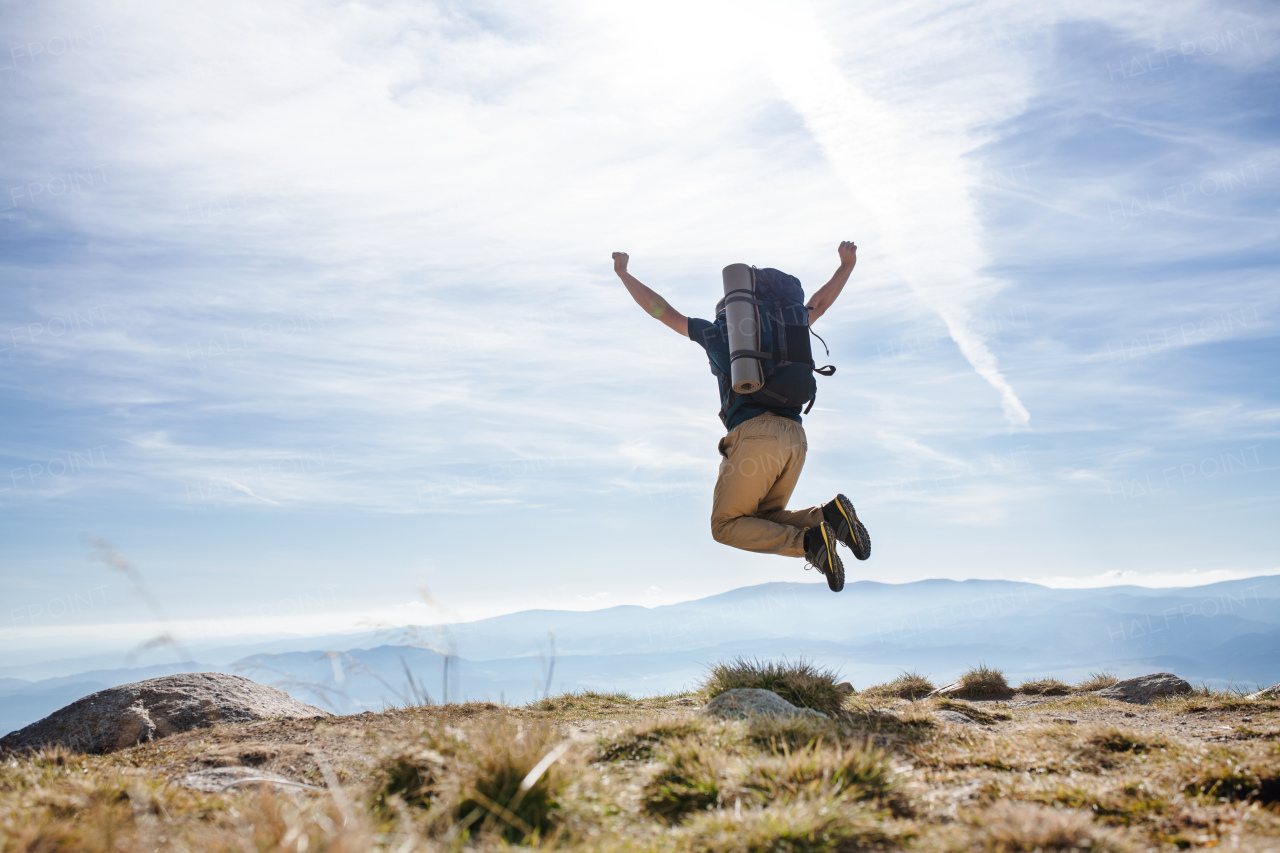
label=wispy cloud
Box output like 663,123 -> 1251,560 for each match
1,0 -> 1277,636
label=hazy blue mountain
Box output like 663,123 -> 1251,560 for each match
4,577 -> 1278,735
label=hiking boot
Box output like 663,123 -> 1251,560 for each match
823,494 -> 870,561
803,522 -> 845,592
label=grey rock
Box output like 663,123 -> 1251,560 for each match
701,688 -> 825,720
1246,682 -> 1280,700
181,766 -> 320,793
935,710 -> 978,725
835,682 -> 855,695
1094,672 -> 1191,704
0,672 -> 330,755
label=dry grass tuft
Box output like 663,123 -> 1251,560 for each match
703,657 -> 847,717
1086,726 -> 1167,756
743,741 -> 894,804
373,717 -> 571,842
863,670 -> 935,700
1029,779 -> 1169,828
1182,748 -> 1280,804
371,722 -> 462,812
534,689 -> 633,714
641,738 -> 726,823
1077,670 -> 1119,692
960,801 -> 1132,852
373,741 -> 448,812
953,663 -> 1014,700
934,697 -> 1011,724
452,718 -> 569,842
1163,687 -> 1277,714
678,798 -> 898,853
596,715 -> 709,762
1018,677 -> 1072,696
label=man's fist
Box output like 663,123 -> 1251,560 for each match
612,251 -> 629,274
837,240 -> 858,266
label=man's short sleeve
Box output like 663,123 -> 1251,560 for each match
687,317 -> 715,352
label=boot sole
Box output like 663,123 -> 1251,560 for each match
832,494 -> 871,561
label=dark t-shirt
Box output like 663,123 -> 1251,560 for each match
688,317 -> 803,432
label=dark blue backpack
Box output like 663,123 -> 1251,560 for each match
711,267 -> 835,421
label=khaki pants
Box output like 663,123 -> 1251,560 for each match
711,413 -> 823,558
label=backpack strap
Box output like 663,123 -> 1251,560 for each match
775,309 -> 790,366
730,348 -> 772,362
723,290 -> 765,307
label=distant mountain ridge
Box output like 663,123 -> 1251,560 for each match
4,576 -> 1278,733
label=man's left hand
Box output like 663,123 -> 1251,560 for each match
838,240 -> 857,267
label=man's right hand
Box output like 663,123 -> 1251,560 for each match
612,251 -> 630,275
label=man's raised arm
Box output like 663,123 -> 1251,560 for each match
612,252 -> 689,337
806,240 -> 857,325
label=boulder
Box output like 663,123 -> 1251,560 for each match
0,672 -> 329,755
1246,682 -> 1280,700
701,688 -> 825,720
1093,673 -> 1191,704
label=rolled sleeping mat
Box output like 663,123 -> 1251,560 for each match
722,263 -> 764,394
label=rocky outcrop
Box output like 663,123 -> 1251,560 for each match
0,673 -> 329,755
701,688 -> 825,720
1094,673 -> 1191,704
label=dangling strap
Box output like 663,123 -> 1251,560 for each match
815,364 -> 836,376
809,327 -> 830,356
756,387 -> 788,404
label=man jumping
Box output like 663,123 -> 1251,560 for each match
611,242 -> 870,592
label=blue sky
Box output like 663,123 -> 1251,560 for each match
1,0 -> 1277,664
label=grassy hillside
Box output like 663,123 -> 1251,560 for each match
1,666 -> 1278,851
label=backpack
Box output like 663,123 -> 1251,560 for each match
711,267 -> 835,422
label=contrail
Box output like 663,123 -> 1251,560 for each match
760,2 -> 1031,426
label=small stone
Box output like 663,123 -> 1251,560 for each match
1124,712 -> 1137,718
701,688 -> 825,720
835,682 -> 855,694
935,710 -> 978,725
